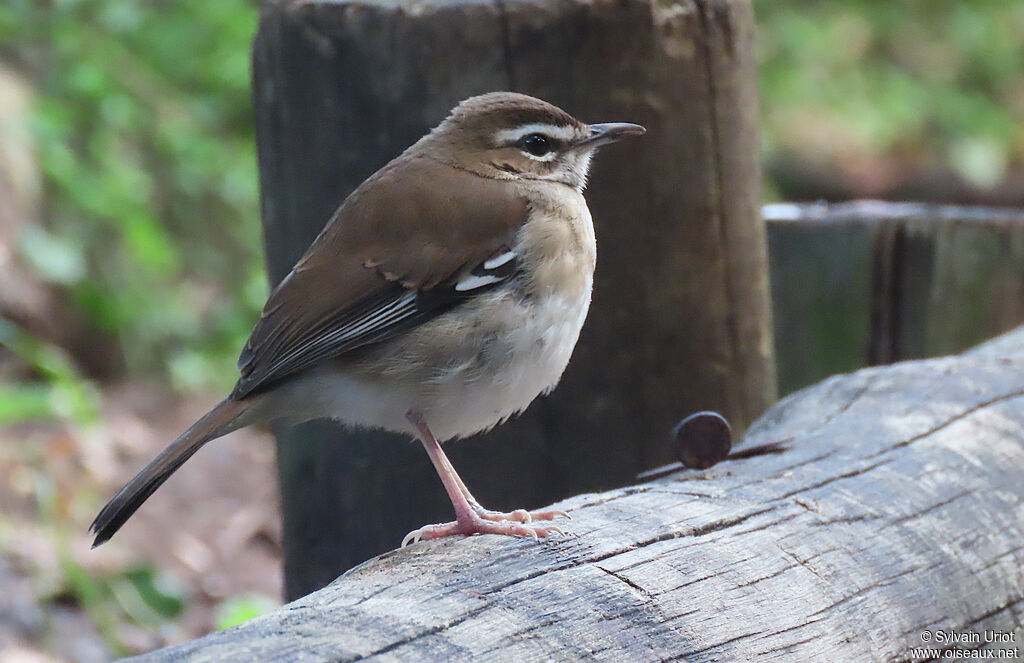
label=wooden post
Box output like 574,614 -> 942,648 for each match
252,0 -> 775,599
767,201 -> 1024,395
131,327 -> 1024,662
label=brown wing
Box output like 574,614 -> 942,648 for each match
230,156 -> 528,399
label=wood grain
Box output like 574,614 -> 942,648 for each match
253,0 -> 775,598
131,327 -> 1024,662
767,201 -> 1024,395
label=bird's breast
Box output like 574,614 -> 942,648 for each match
516,185 -> 597,303
406,197 -> 596,439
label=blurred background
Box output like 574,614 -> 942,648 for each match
1,0 -> 1023,660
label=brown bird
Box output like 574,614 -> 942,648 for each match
91,92 -> 645,548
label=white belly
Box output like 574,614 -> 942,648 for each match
265,285 -> 591,441
415,287 -> 592,440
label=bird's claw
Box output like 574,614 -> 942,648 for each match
401,512 -> 566,547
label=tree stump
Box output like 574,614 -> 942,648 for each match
253,0 -> 774,598
129,326 -> 1024,662
766,201 -> 1024,395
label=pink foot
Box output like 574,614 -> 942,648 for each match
471,504 -> 571,524
402,512 -> 566,547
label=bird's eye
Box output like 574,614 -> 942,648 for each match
520,133 -> 554,156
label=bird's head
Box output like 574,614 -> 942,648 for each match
416,92 -> 645,191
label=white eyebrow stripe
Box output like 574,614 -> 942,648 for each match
494,123 -> 579,145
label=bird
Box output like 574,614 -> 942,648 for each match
90,91 -> 645,548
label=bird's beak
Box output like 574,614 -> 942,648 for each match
578,122 -> 646,149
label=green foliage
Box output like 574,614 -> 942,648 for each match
215,594 -> 277,630
112,566 -> 187,624
55,558 -> 187,655
755,0 -> 1024,192
0,319 -> 100,424
0,384 -> 52,423
2,0 -> 263,393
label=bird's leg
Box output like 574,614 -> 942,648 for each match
402,411 -> 566,546
432,439 -> 569,524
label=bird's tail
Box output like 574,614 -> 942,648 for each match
90,397 -> 254,547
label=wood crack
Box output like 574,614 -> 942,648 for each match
492,0 -> 518,91
775,457 -> 894,500
732,563 -> 799,589
810,513 -> 881,527
346,602 -> 491,660
808,563 -> 939,619
595,564 -> 652,596
758,633 -> 822,656
671,629 -> 764,659
959,595 -> 1024,628
868,388 -> 1024,459
693,0 -> 743,424
882,489 -> 973,529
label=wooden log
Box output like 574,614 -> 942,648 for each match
252,0 -> 775,598
766,200 -> 1024,396
130,327 -> 1024,662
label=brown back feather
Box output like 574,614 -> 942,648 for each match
232,155 -> 528,397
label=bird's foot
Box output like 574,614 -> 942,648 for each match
470,503 -> 570,524
401,511 -> 566,547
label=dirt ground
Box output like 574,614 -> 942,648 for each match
0,383 -> 284,661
